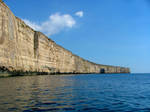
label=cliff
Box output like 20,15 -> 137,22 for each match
0,2 -> 130,76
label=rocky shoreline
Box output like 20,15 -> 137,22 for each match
0,1 -> 130,76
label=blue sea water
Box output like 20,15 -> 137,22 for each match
0,73 -> 150,112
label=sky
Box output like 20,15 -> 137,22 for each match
4,0 -> 150,73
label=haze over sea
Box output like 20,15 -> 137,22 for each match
0,73 -> 150,112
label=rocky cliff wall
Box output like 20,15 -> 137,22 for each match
0,2 -> 130,75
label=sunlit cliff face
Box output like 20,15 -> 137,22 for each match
0,2 -> 130,76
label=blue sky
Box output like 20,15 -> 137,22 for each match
5,0 -> 150,73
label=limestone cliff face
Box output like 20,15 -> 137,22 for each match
0,2 -> 130,75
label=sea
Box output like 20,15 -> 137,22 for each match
0,73 -> 150,112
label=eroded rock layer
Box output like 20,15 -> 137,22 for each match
0,2 -> 130,76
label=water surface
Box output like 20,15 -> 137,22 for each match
0,73 -> 150,112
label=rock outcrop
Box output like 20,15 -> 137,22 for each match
0,2 -> 130,76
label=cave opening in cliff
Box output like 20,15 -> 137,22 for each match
100,68 -> 105,74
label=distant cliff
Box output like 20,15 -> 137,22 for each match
0,2 -> 130,76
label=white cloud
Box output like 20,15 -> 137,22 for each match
75,11 -> 84,17
23,13 -> 76,36
23,19 -> 41,31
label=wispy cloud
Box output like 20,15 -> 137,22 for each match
75,11 -> 84,17
23,19 -> 41,31
23,13 -> 76,36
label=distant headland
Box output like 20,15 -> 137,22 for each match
0,1 -> 130,77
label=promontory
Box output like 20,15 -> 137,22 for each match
0,1 -> 130,77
